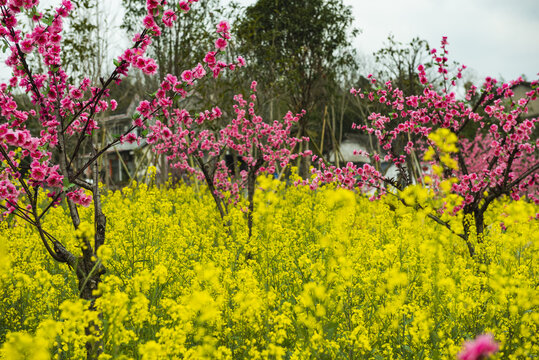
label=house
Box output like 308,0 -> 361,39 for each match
328,133 -> 394,174
510,82 -> 539,119
97,97 -> 167,188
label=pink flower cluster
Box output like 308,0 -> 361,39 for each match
0,0 -> 222,218
342,38 -> 539,210
457,334 -> 499,360
147,81 -> 310,204
130,21 -> 245,145
2,0 -> 71,71
304,37 -> 539,233
66,188 -> 92,207
298,160 -> 382,198
459,132 -> 539,202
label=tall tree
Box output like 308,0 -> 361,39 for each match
0,0 -> 234,356
235,0 -> 358,172
373,35 -> 430,96
60,0 -> 116,81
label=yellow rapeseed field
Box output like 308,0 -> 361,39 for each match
0,176 -> 537,359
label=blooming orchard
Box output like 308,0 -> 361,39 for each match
0,0 -> 245,310
1,0 -> 537,359
305,37 -> 538,256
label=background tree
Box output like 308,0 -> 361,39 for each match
52,0 -> 116,82
235,0 -> 358,173
373,35 -> 429,96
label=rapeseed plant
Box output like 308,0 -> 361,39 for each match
0,177 -> 537,359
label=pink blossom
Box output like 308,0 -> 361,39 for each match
162,9 -> 177,27
457,334 -> 499,360
192,63 -> 206,79
216,21 -> 230,34
67,189 -> 92,207
215,38 -> 227,51
46,172 -> 64,188
237,56 -> 246,67
133,117 -> 144,127
69,87 -> 82,99
181,70 -> 194,84
62,0 -> 73,11
4,15 -> 17,28
204,51 -> 216,66
125,133 -> 138,144
143,59 -> 158,75
142,15 -> 156,29
30,161 -> 48,182
165,73 -> 178,85
20,39 -> 34,54
178,1 -> 189,11
136,100 -> 152,118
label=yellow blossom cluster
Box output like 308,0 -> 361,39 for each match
0,177 -> 537,359
424,128 -> 459,172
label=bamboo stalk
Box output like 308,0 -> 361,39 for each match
113,146 -> 134,183
320,105 -> 328,156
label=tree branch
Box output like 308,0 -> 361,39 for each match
508,161 -> 539,189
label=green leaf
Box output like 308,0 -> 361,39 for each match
64,183 -> 76,191
1,40 -> 9,54
62,177 -> 76,191
141,129 -> 149,137
43,16 -> 53,26
113,59 -> 120,67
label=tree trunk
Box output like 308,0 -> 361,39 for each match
474,209 -> 485,241
462,209 -> 483,258
76,254 -> 105,359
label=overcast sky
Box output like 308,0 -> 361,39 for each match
1,0 -> 538,83
235,0 -> 538,82
344,0 -> 539,81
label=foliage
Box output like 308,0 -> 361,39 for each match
1,179 -> 537,359
236,0 -> 358,106
373,35 -> 430,97
60,0 -> 104,81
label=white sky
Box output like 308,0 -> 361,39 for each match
1,0 -> 538,83
345,0 -> 539,81
234,0 -> 539,82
